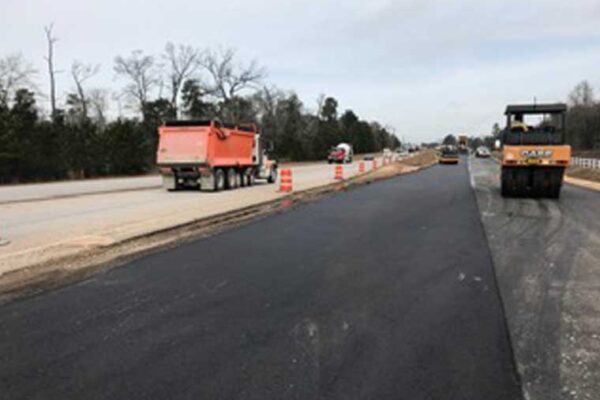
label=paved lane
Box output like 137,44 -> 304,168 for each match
0,160 -> 522,399
470,156 -> 600,400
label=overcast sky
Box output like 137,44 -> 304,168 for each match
2,0 -> 600,142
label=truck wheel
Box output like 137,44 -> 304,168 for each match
267,167 -> 277,184
243,169 -> 254,186
225,168 -> 238,190
213,169 -> 225,192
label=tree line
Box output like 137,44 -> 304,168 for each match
565,81 -> 600,150
0,28 -> 399,184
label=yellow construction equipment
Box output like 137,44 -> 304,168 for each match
500,103 -> 570,198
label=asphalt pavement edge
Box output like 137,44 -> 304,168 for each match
0,155 -> 436,304
467,155 -> 525,398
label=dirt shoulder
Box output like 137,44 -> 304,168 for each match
566,166 -> 600,183
0,152 -> 435,303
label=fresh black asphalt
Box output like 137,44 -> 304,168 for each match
0,159 -> 523,399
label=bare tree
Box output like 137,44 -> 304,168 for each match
87,88 -> 109,124
569,80 -> 594,107
0,53 -> 37,104
163,42 -> 202,116
201,48 -> 266,102
315,94 -> 326,119
70,61 -> 100,118
44,24 -> 59,119
114,50 -> 159,114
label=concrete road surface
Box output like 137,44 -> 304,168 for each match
0,161 -> 522,399
0,175 -> 161,204
470,157 -> 600,400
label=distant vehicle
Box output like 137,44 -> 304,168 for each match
500,103 -> 571,198
157,120 -> 277,191
474,146 -> 491,158
363,154 -> 375,161
395,148 -> 408,157
438,145 -> 459,164
328,143 -> 353,164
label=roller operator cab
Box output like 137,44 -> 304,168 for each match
500,103 -> 571,198
156,120 -> 278,192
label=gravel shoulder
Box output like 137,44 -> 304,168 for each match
470,156 -> 600,400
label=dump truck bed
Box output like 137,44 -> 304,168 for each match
157,123 -> 255,168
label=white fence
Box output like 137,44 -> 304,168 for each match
572,157 -> 600,169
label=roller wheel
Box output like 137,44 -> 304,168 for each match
515,169 -> 529,197
532,169 -> 549,198
549,169 -> 564,199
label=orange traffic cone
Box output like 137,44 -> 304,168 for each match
359,161 -> 365,173
334,164 -> 344,180
279,169 -> 293,192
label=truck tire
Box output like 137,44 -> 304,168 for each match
213,169 -> 225,192
225,168 -> 238,190
267,167 -> 277,184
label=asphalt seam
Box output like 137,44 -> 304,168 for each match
467,156 -> 525,398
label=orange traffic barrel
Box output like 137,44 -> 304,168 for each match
334,164 -> 344,180
359,161 -> 365,173
279,169 -> 293,192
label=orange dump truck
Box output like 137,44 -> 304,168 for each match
157,120 -> 277,191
